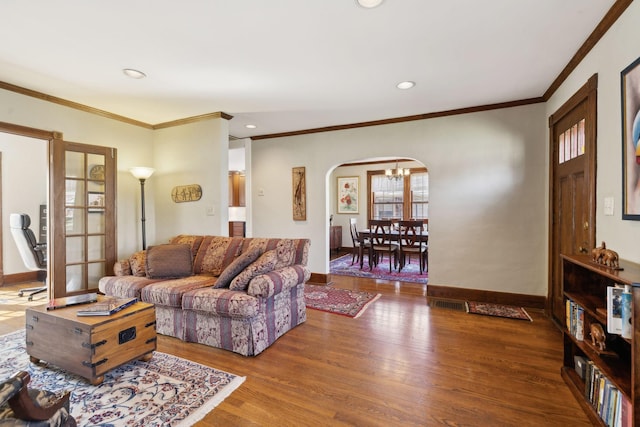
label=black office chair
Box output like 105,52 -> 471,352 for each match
9,213 -> 47,301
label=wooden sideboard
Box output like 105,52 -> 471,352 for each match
330,225 -> 342,252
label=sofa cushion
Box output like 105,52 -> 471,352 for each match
241,238 -> 310,266
229,250 -> 278,291
215,247 -> 262,289
169,234 -> 205,259
98,275 -> 164,300
193,236 -> 244,276
146,244 -> 193,279
129,250 -> 147,277
141,275 -> 218,307
274,239 -> 298,269
182,287 -> 259,318
114,259 -> 132,276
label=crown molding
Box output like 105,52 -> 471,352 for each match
251,98 -> 544,140
152,112 -> 233,130
0,81 -> 153,129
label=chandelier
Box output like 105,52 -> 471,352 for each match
385,159 -> 410,181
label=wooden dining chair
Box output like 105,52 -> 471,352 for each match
349,218 -> 370,267
369,219 -> 400,272
398,220 -> 428,274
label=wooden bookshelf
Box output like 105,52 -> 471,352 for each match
561,254 -> 640,426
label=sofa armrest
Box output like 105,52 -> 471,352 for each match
113,259 -> 132,276
247,265 -> 310,298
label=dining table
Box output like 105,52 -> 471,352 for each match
357,228 -> 428,271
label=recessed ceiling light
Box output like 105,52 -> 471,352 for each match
356,0 -> 384,8
396,81 -> 415,90
122,68 -> 146,79
245,124 -> 257,129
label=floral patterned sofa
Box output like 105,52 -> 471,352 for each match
98,235 -> 310,356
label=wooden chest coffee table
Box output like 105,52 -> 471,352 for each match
25,298 -> 156,385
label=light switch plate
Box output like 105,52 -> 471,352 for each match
604,197 -> 614,216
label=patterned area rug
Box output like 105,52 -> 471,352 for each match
330,254 -> 427,284
466,301 -> 532,321
304,284 -> 381,318
0,330 -> 245,426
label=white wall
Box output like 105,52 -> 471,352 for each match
0,133 -> 47,274
153,117 -> 230,242
0,89 -> 155,261
547,1 -> 640,264
252,103 -> 548,296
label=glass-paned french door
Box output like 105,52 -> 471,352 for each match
50,140 -> 116,297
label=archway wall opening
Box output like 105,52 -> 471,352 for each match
251,102 -> 548,297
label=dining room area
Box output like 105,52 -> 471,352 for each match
329,158 -> 428,285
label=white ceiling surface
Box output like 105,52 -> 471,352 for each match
0,0 -> 615,139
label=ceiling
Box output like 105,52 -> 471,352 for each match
0,0 -> 618,139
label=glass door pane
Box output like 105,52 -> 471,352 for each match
51,140 -> 115,297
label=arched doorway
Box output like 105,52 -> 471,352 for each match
327,157 -> 428,284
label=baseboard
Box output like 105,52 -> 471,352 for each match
427,284 -> 546,310
308,272 -> 329,285
2,271 -> 40,285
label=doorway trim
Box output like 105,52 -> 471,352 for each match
0,121 -> 60,289
547,74 -> 598,325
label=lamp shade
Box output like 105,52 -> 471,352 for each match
130,167 -> 155,180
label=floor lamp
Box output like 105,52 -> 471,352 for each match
130,167 -> 155,250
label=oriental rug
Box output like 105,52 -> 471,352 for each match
0,330 -> 245,426
466,301 -> 533,322
330,254 -> 427,284
304,284 -> 381,318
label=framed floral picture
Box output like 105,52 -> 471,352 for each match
337,176 -> 359,214
622,56 -> 640,219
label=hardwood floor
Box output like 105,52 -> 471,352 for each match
0,278 -> 590,426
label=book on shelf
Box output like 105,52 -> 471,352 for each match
583,360 -> 627,427
621,285 -> 632,339
46,292 -> 98,310
607,285 -> 624,334
576,306 -> 584,341
76,297 -> 138,316
565,298 -> 584,341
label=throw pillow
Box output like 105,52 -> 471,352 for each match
229,250 -> 278,291
145,244 -> 193,279
129,251 -> 147,277
274,239 -> 297,269
114,259 -> 132,276
215,247 -> 262,288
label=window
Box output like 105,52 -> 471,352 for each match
410,172 -> 429,219
368,168 -> 428,223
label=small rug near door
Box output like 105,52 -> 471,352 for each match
330,254 -> 427,284
304,284 -> 381,318
0,330 -> 245,426
466,301 -> 532,321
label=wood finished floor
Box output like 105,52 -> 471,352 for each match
0,278 -> 590,426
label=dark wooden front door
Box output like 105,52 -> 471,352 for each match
548,75 -> 597,326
